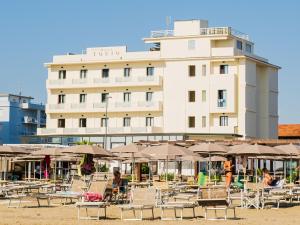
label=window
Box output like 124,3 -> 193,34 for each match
146,92 -> 153,102
202,90 -> 206,102
123,92 -> 131,102
236,40 -> 243,50
188,91 -> 195,102
79,94 -> 87,103
101,118 -> 108,127
102,68 -> 109,78
58,94 -> 65,104
202,116 -> 206,128
57,119 -> 65,128
58,70 -> 66,79
146,117 -> 154,127
188,40 -> 196,50
218,90 -> 227,107
189,65 -> 196,77
219,116 -> 228,126
246,43 -> 252,53
80,69 -> 87,79
101,93 -> 109,103
79,118 -> 87,128
188,116 -> 195,128
146,67 -> 154,76
202,64 -> 206,76
123,117 -> 131,127
124,68 -> 131,77
220,65 -> 229,74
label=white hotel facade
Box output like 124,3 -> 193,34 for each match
37,20 -> 280,147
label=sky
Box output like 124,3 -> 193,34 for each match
0,0 -> 299,123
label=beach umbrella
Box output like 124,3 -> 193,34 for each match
203,156 -> 227,162
275,144 -> 300,182
31,147 -> 65,156
141,143 -> 192,181
0,146 -> 29,180
62,145 -> 112,157
228,144 -> 287,183
111,143 -> 146,181
189,143 -> 229,182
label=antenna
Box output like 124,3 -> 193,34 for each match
166,16 -> 171,30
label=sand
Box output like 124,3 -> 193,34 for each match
0,198 -> 299,225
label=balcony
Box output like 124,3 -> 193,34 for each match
37,126 -> 163,136
209,74 -> 237,113
23,116 -> 38,124
46,101 -> 163,113
46,75 -> 162,89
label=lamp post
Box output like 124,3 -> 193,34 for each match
104,95 -> 111,150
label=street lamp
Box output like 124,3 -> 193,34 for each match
104,95 -> 111,150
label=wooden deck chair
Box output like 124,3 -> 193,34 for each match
119,187 -> 157,220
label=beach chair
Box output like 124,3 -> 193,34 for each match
48,177 -> 86,204
75,181 -> 110,220
119,187 -> 157,220
197,186 -> 236,220
157,188 -> 197,220
3,185 -> 27,208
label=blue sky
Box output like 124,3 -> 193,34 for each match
0,0 -> 299,123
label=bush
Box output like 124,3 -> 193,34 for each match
141,164 -> 149,174
160,173 -> 174,181
99,164 -> 109,172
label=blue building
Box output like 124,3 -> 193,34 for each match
0,93 -> 45,144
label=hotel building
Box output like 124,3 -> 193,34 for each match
37,20 -> 280,147
0,93 -> 45,144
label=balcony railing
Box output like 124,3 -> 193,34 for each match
150,27 -> 250,41
38,126 -> 163,135
47,75 -> 162,88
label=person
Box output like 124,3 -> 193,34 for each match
262,168 -> 278,186
224,157 -> 234,188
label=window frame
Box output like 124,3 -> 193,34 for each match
202,64 -> 206,76
219,116 -> 228,126
57,118 -> 65,128
123,92 -> 131,103
58,70 -> 66,79
101,93 -> 109,103
236,40 -> 243,50
79,94 -> 87,103
123,117 -> 131,127
220,65 -> 229,74
79,118 -> 87,128
188,91 -> 196,102
202,116 -> 206,128
146,92 -> 153,102
80,69 -> 87,79
124,67 -> 131,77
146,67 -> 154,76
146,117 -> 154,127
58,94 -> 65,104
217,90 -> 227,107
188,116 -> 195,128
100,118 -> 108,127
102,68 -> 109,78
189,65 -> 196,77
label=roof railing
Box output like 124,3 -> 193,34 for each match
150,27 -> 250,41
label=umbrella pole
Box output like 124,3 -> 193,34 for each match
33,161 -> 36,180
255,157 -> 258,185
166,156 -> 168,182
40,161 -> 42,180
4,156 -> 7,181
290,156 -> 292,183
132,153 -> 134,182
208,154 -> 211,183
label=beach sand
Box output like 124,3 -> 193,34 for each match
0,198 -> 299,225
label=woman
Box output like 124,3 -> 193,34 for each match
262,168 -> 278,186
224,157 -> 234,188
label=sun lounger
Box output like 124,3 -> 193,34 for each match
197,186 -> 236,220
119,187 -> 157,220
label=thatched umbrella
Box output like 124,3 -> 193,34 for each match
189,143 -> 229,182
228,143 -> 287,183
62,145 -> 112,157
111,143 -> 146,181
141,144 -> 193,181
274,144 -> 300,182
0,146 -> 29,180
